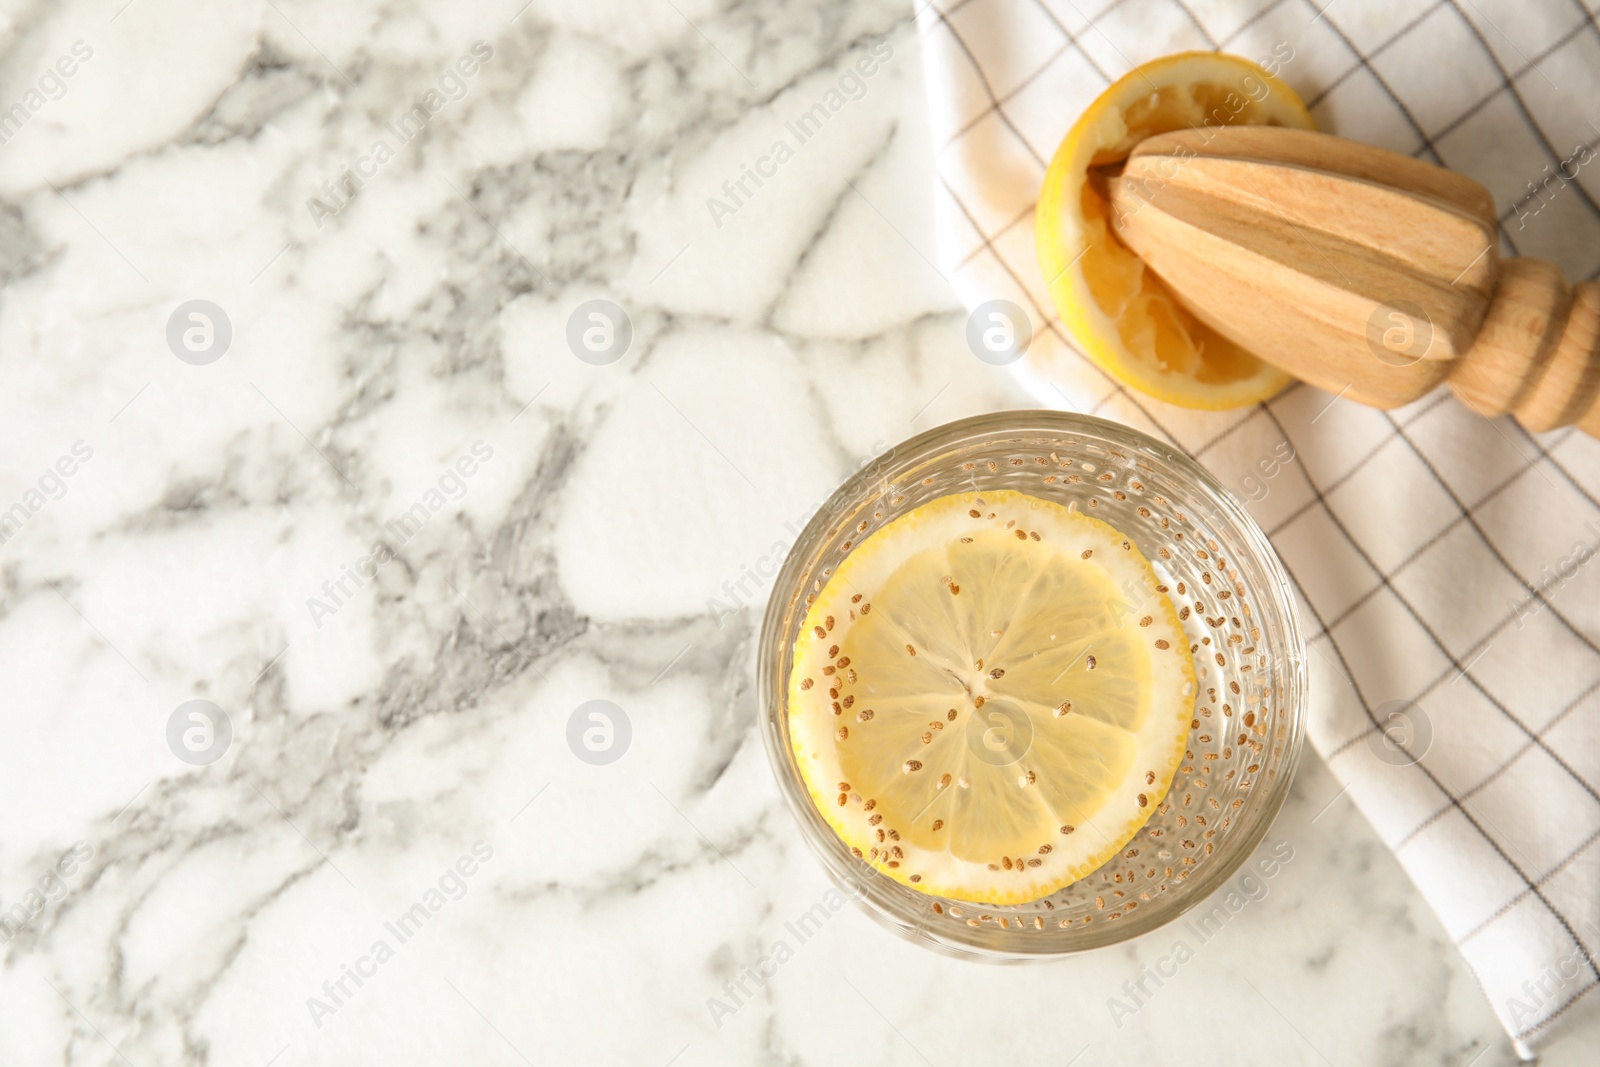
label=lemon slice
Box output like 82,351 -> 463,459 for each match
788,490 -> 1195,905
1036,51 -> 1315,409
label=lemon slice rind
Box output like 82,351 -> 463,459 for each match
787,490 -> 1195,905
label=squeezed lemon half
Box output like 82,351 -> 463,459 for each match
788,490 -> 1195,905
1036,51 -> 1314,409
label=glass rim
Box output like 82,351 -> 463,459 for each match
757,409 -> 1309,957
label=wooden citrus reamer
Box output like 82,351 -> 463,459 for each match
1105,126 -> 1600,437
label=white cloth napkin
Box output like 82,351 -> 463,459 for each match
915,0 -> 1600,1053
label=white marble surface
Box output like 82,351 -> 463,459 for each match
0,0 -> 1596,1064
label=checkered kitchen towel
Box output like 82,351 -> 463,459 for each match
916,0 -> 1600,1052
